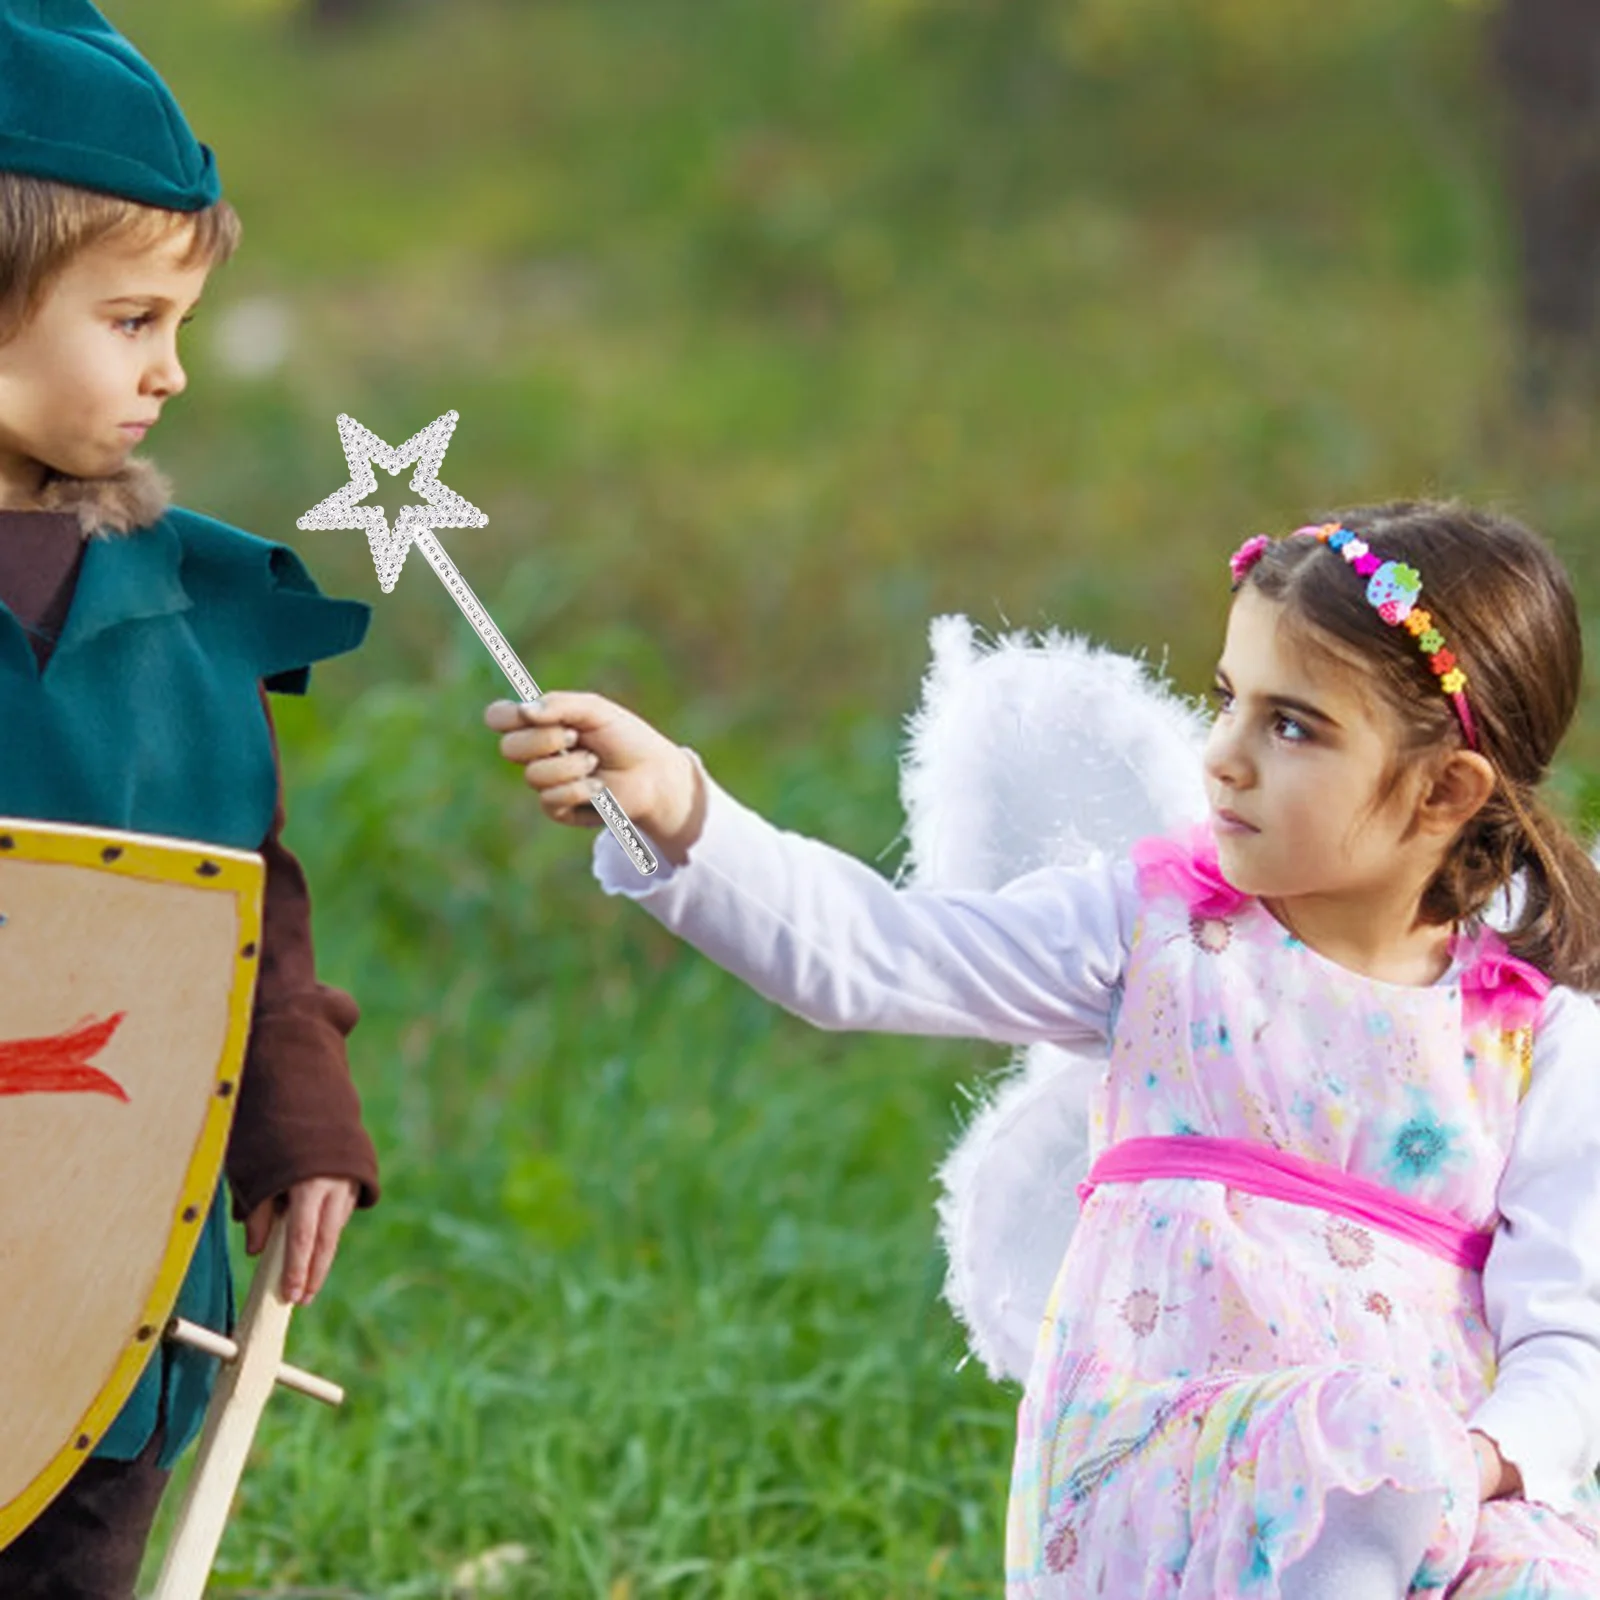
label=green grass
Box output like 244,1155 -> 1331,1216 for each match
75,0 -> 1600,1590
155,676 -> 1019,1596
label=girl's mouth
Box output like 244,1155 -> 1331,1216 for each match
1212,808 -> 1258,835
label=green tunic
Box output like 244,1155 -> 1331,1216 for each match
0,505 -> 369,1465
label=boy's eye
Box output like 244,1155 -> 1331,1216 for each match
115,312 -> 195,333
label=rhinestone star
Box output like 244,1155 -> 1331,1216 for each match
297,410 -> 487,592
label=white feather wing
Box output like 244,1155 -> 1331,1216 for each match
897,615 -> 1208,1382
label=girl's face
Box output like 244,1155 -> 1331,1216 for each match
1203,588 -> 1427,905
0,221 -> 209,504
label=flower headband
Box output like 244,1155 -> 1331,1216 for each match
1229,524 -> 1478,749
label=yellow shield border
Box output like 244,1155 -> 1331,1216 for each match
0,817 -> 263,1546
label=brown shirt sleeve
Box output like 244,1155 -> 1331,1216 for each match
225,684 -> 380,1217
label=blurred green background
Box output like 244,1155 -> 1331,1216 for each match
92,0 -> 1600,1593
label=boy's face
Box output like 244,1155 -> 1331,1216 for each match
0,221 -> 210,505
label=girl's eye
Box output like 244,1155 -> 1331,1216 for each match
1210,684 -> 1309,742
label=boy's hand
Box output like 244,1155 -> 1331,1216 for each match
485,690 -> 704,863
244,1176 -> 360,1306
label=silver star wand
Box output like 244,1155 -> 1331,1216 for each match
298,410 -> 658,875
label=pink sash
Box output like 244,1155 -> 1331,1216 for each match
1077,1135 -> 1493,1271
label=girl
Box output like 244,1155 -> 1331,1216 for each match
487,501 -> 1600,1597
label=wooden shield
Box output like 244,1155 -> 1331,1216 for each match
0,817 -> 263,1547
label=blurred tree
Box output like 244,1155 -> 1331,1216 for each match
1494,0 -> 1600,408
305,0 -> 380,23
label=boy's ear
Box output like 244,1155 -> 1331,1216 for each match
1419,750 -> 1496,836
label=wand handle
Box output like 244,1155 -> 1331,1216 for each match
410,529 -> 659,876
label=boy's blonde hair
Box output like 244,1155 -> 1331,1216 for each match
0,172 -> 241,345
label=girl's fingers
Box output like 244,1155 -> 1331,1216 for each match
483,690 -> 608,732
544,774 -> 606,821
485,691 -> 667,833
490,705 -> 617,808
506,746 -> 599,792
487,695 -> 618,787
497,723 -> 580,764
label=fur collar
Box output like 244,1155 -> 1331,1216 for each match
32,458 -> 173,539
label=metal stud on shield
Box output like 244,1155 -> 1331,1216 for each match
298,410 -> 659,875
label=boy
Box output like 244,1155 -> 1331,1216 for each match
0,3 -> 379,1593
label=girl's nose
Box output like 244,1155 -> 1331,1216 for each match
1203,718 -> 1252,789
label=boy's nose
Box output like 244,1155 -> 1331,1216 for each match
145,346 -> 187,399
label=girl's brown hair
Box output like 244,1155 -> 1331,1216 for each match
0,172 -> 241,344
1241,500 -> 1600,992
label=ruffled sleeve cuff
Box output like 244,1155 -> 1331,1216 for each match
1468,1379 -> 1593,1512
592,748 -> 725,897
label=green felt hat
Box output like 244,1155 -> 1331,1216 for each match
0,0 -> 221,211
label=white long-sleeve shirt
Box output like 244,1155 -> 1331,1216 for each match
592,752 -> 1600,1510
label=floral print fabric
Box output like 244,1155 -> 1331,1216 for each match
1006,838 -> 1600,1597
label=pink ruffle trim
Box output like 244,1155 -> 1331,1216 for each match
1130,824 -> 1252,920
1462,933 -> 1551,1031
1130,826 -> 1552,1030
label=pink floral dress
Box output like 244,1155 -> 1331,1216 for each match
1006,831 -> 1600,1597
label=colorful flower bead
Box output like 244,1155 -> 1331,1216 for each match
1229,534 -> 1272,582
1367,563 -> 1421,622
1237,524 -> 1476,749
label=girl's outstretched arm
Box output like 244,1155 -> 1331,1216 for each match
1470,984 -> 1600,1510
486,693 -> 1134,1049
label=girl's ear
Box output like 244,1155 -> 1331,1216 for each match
1418,750 -> 1496,839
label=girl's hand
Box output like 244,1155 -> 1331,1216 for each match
1470,1429 -> 1523,1502
484,691 -> 705,862
243,1176 -> 360,1307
